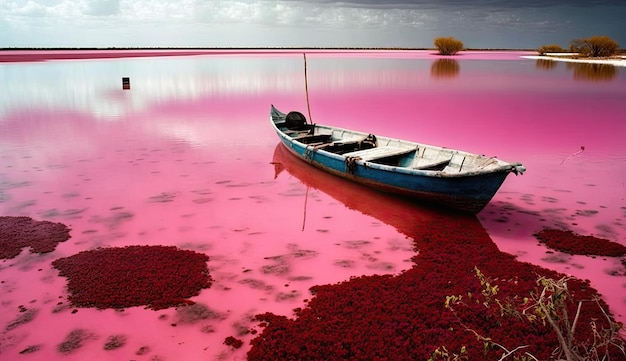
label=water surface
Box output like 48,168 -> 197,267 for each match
1,50 -> 624,360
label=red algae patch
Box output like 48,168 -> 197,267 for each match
247,216 -> 625,360
52,245 -> 212,310
0,216 -> 71,259
103,334 -> 128,350
535,228 -> 626,257
57,329 -> 94,354
224,336 -> 244,349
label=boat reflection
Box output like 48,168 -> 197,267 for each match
430,59 -> 460,79
272,143 -> 483,240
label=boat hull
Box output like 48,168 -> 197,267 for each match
270,105 -> 523,214
277,138 -> 507,213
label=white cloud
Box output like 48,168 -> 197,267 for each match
9,0 -> 48,17
0,0 -> 624,48
119,0 -> 192,22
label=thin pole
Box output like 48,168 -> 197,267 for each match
304,53 -> 313,124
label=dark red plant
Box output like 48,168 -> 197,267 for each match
535,228 -> 626,257
0,216 -> 71,259
224,336 -> 244,349
52,245 -> 212,310
247,216 -> 624,360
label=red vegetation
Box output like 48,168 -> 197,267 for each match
5,307 -> 38,330
103,334 -> 127,350
535,228 -> 626,257
0,216 -> 71,259
52,245 -> 212,310
248,216 -> 623,360
224,336 -> 244,349
58,329 -> 91,354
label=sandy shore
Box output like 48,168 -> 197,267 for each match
522,54 -> 626,67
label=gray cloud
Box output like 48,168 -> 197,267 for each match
84,0 -> 120,16
300,0 -> 625,8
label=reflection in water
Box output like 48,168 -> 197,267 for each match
567,62 -> 618,81
430,59 -> 460,79
0,56 -> 308,117
533,58 -> 618,82
535,58 -> 558,70
272,143 -> 455,236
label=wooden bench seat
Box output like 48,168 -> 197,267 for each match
412,157 -> 452,170
293,134 -> 333,145
284,130 -> 312,137
343,146 -> 414,162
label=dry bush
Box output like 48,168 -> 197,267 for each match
537,44 -> 565,55
434,37 -> 464,55
441,269 -> 626,361
569,36 -> 619,57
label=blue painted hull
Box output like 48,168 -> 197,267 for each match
270,105 -> 523,214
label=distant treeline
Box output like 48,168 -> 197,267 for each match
2,46 -> 622,53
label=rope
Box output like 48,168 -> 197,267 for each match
345,156 -> 361,174
304,146 -> 316,163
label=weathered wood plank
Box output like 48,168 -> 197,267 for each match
343,146 -> 414,161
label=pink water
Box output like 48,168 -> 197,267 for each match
0,50 -> 624,360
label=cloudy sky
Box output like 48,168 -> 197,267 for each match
1,0 -> 624,49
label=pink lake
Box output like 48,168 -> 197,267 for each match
0,50 -> 625,360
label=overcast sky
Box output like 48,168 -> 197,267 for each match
1,0 -> 624,49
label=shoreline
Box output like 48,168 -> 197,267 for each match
0,48 -> 533,63
2,48 -> 625,67
523,54 -> 626,67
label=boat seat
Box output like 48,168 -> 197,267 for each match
413,157 -> 452,170
294,134 -> 332,145
342,146 -> 413,162
442,153 -> 468,173
284,129 -> 312,137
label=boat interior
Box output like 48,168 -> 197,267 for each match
277,111 -> 488,173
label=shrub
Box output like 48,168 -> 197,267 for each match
537,44 -> 565,55
434,37 -> 464,55
443,268 -> 626,361
569,36 -> 619,57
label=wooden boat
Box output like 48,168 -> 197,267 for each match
270,105 -> 526,214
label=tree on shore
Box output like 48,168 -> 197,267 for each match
433,37 -> 464,55
537,44 -> 565,55
569,36 -> 619,57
